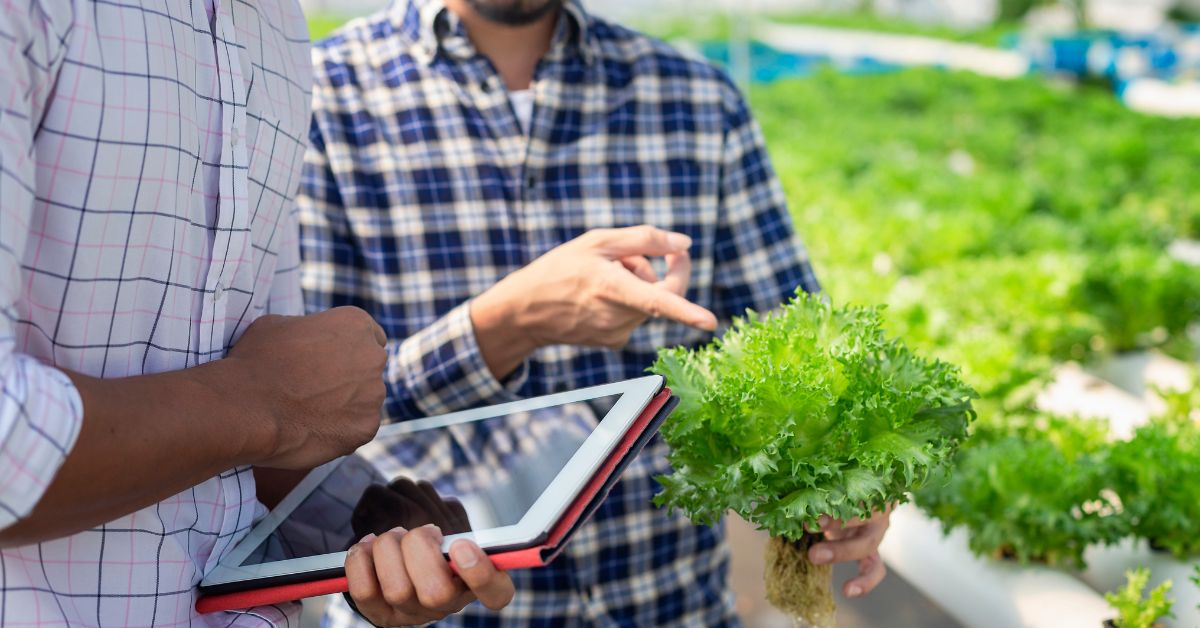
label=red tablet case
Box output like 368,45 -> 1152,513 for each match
196,388 -> 675,614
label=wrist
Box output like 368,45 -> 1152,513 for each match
471,286 -> 538,380
191,357 -> 280,467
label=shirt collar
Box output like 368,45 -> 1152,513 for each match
392,0 -> 597,66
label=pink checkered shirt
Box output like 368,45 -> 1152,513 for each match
0,0 -> 312,625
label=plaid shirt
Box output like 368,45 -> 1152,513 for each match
299,1 -> 818,625
0,0 -> 311,625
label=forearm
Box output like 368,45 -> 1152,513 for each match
470,289 -> 537,381
0,360 -> 269,547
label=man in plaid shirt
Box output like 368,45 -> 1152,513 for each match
301,0 -> 893,625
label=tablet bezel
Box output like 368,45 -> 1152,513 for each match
200,375 -> 664,591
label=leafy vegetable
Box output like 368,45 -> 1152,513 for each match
1077,247 -> 1200,358
651,291 -> 976,537
1110,383 -> 1200,558
746,69 -> 1200,565
758,69 -> 1200,286
1105,568 -> 1174,628
883,253 -> 1100,398
915,413 -> 1125,567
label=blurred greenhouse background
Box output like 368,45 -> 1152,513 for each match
297,1 -> 1200,627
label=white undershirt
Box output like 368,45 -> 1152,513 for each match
509,89 -> 534,134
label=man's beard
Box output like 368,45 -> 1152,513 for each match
465,0 -> 562,26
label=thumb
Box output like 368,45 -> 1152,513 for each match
587,225 -> 692,260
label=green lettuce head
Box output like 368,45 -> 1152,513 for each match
651,291 -> 977,539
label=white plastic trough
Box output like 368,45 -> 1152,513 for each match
879,504 -> 1112,628
757,21 -> 1031,79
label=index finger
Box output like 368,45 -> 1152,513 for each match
607,271 -> 717,331
587,225 -> 692,259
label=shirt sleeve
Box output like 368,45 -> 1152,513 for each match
298,118 -> 528,421
711,79 -> 821,322
0,1 -> 85,530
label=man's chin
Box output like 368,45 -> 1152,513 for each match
465,0 -> 561,26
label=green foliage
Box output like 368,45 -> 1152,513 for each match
915,413 -> 1125,567
884,253 -> 1100,398
307,14 -> 353,41
1077,247 -> 1200,357
651,292 -> 976,538
755,70 -> 1200,286
749,69 -> 1200,562
1110,383 -> 1200,558
1105,568 -> 1174,628
771,11 -> 1017,47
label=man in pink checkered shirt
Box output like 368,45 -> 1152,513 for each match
0,0 -> 513,625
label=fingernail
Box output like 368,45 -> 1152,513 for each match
667,233 -> 692,250
847,585 -> 863,598
818,515 -> 834,529
422,524 -> 444,542
361,533 -> 377,544
811,548 -> 833,564
450,541 -> 479,568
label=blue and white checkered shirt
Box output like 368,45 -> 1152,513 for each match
299,1 -> 819,625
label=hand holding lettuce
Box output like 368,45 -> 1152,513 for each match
651,292 -> 976,627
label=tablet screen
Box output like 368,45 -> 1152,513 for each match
237,397 -> 617,567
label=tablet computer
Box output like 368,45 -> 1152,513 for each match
198,374 -> 668,603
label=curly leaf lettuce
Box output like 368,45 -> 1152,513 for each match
1110,384 -> 1200,558
915,413 -> 1126,567
651,292 -> 977,538
1105,567 -> 1175,628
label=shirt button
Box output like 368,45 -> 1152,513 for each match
229,128 -> 241,147
214,283 -> 227,301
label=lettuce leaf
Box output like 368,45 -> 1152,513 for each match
650,291 -> 977,538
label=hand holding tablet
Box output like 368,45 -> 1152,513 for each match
197,375 -> 676,614
344,524 -> 513,626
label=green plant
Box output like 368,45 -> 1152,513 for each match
883,253 -> 1101,398
651,291 -> 975,627
1105,567 -> 1174,628
1110,384 -> 1200,558
1077,247 -> 1200,358
915,413 -> 1125,567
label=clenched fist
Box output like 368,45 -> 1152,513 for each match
227,307 -> 388,470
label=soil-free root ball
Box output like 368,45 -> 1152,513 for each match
652,292 -> 977,628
